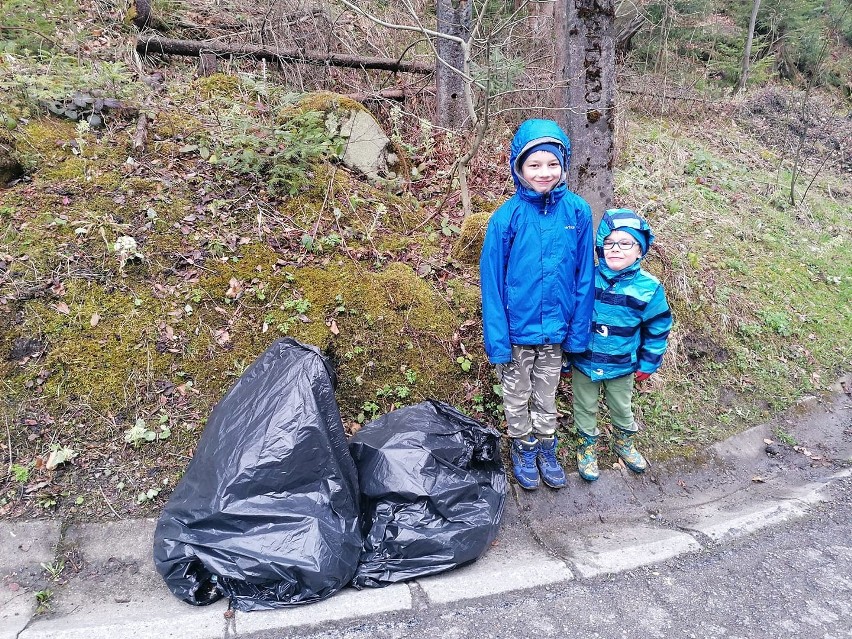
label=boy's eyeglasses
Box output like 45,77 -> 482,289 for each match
602,240 -> 638,251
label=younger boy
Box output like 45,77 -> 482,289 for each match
480,119 -> 595,490
570,208 -> 672,481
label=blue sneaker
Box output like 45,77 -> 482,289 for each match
511,436 -> 540,490
536,436 -> 567,488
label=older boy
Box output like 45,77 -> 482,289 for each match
480,119 -> 595,490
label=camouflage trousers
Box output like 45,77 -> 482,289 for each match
495,344 -> 563,439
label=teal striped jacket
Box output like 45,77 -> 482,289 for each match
572,259 -> 672,382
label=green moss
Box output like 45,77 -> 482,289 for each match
452,211 -> 489,265
16,281 -> 171,414
151,109 -> 204,140
3,242 -> 472,423
16,119 -> 77,171
289,261 -> 466,417
193,74 -> 243,100
284,91 -> 366,121
445,278 -> 481,316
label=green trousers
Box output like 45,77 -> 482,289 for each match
571,370 -> 637,438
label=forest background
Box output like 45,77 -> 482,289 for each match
0,0 -> 850,521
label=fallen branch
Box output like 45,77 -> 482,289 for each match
136,36 -> 433,75
132,113 -> 148,156
619,87 -> 721,104
345,87 -> 434,102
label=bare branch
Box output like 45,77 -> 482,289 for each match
338,0 -> 463,44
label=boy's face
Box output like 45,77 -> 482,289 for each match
520,151 -> 562,193
603,229 -> 642,271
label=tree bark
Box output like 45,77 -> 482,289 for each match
555,0 -> 616,227
135,36 -> 434,75
435,0 -> 472,130
734,0 -> 762,95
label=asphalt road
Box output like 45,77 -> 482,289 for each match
255,476 -> 852,639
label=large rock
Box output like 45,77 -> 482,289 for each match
336,108 -> 397,181
288,92 -> 408,182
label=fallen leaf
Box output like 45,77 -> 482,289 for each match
55,302 -> 70,315
225,277 -> 243,299
213,328 -> 230,346
327,318 -> 340,335
90,313 -> 100,327
45,445 -> 77,470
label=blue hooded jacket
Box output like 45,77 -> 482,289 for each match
479,119 -> 595,364
572,208 -> 673,381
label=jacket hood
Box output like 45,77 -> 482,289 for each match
510,119 -> 571,196
596,208 -> 655,260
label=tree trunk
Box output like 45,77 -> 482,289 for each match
734,0 -> 762,95
136,36 -> 434,74
435,0 -> 472,130
555,0 -> 616,227
528,0 -> 556,34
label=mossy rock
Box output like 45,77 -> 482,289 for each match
280,91 -> 411,183
452,211 -> 490,265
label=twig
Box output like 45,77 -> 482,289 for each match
0,25 -> 63,51
619,87 -> 720,104
132,113 -> 148,156
99,486 -> 124,520
5,412 -> 12,474
799,152 -> 835,205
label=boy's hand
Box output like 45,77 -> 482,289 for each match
560,356 -> 572,380
634,371 -> 651,382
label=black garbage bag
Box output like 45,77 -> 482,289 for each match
153,338 -> 362,611
349,400 -> 507,587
